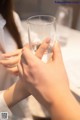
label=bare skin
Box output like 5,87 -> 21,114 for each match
19,41 -> 80,120
3,38 -> 50,108
0,38 -> 50,75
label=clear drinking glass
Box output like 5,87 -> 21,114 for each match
27,15 -> 56,62
56,5 -> 73,46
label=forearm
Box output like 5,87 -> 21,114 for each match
49,89 -> 80,120
4,80 -> 30,108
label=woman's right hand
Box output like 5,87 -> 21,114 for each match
20,41 -> 69,103
19,41 -> 80,120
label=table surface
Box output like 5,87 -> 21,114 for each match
59,25 -> 80,96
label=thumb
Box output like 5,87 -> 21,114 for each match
52,40 -> 62,61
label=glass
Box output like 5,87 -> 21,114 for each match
27,15 -> 56,62
56,5 -> 73,46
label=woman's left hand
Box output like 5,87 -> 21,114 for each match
0,49 -> 22,75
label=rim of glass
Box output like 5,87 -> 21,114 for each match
27,15 -> 56,25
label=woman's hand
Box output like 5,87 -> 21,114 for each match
19,41 -> 80,120
0,38 -> 50,76
20,41 -> 69,103
3,38 -> 50,108
0,49 -> 22,75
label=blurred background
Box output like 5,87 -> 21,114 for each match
13,0 -> 80,30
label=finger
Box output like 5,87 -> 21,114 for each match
18,58 -> 29,80
7,66 -> 19,75
35,38 -> 50,59
22,47 -> 40,67
52,40 -> 62,61
18,60 -> 24,77
47,53 -> 53,63
2,49 -> 22,58
0,56 -> 19,67
22,62 -> 29,77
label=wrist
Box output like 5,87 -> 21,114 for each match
4,80 -> 30,108
49,89 -> 80,120
46,85 -> 70,105
18,79 -> 30,98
